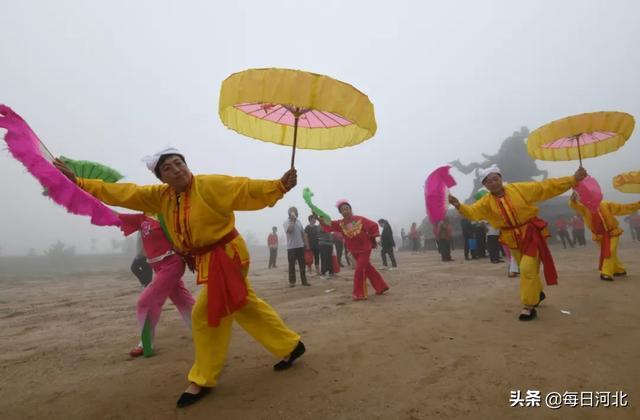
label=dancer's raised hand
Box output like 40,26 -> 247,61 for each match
53,158 -> 76,183
574,166 -> 588,182
281,168 -> 297,191
448,195 -> 461,209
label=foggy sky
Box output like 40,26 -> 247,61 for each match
1,0 -> 639,256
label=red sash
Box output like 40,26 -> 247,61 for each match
590,210 -> 611,270
494,195 -> 557,285
520,217 -> 558,286
182,229 -> 248,327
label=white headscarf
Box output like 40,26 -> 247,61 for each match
479,165 -> 501,182
141,147 -> 183,172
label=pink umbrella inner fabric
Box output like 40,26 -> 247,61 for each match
541,131 -> 616,149
234,103 -> 353,128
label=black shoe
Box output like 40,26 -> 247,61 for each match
302,282 -> 311,286
274,341 -> 306,371
518,308 -> 537,321
600,275 -> 614,282
614,271 -> 627,277
535,291 -> 546,307
176,387 -> 211,408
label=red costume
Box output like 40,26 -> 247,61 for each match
322,215 -> 389,300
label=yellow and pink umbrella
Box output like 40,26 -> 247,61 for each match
218,68 -> 377,167
527,111 -> 635,211
527,111 -> 634,167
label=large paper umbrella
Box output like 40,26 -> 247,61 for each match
527,111 -> 634,166
425,165 -> 457,225
219,68 -> 377,167
527,111 -> 633,210
613,171 -> 640,193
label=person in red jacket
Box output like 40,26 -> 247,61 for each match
267,226 -> 279,268
554,217 -> 574,248
434,217 -> 454,262
571,215 -> 587,246
318,200 -> 389,300
408,222 -> 422,253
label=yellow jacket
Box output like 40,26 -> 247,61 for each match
78,175 -> 286,282
569,199 -> 640,241
458,176 -> 576,249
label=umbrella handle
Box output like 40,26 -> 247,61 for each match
577,135 -> 583,168
290,115 -> 299,169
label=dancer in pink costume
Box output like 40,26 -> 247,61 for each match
119,213 -> 195,357
318,200 -> 389,300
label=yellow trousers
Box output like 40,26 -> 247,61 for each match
511,249 -> 543,307
599,236 -> 626,277
188,278 -> 300,387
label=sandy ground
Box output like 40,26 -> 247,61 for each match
1,243 -> 639,420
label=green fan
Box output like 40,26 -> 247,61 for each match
302,187 -> 332,225
473,189 -> 489,201
59,155 -> 124,182
42,156 -> 124,196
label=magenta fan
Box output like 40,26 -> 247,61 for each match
573,176 -> 603,212
425,165 -> 457,225
0,105 -> 121,227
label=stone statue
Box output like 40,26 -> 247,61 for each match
449,126 -> 548,200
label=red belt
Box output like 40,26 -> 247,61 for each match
182,229 -> 248,327
590,210 -> 611,270
520,217 -> 558,286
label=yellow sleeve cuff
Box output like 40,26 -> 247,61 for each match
277,180 -> 287,193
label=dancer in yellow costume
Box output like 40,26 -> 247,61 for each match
569,193 -> 640,281
54,148 -> 305,408
449,165 -> 588,321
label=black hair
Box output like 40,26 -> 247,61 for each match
154,154 -> 186,179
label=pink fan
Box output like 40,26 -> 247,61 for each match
573,176 -> 602,212
0,105 -> 121,227
425,165 -> 457,225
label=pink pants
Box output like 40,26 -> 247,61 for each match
352,250 -> 389,299
136,254 -> 195,345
